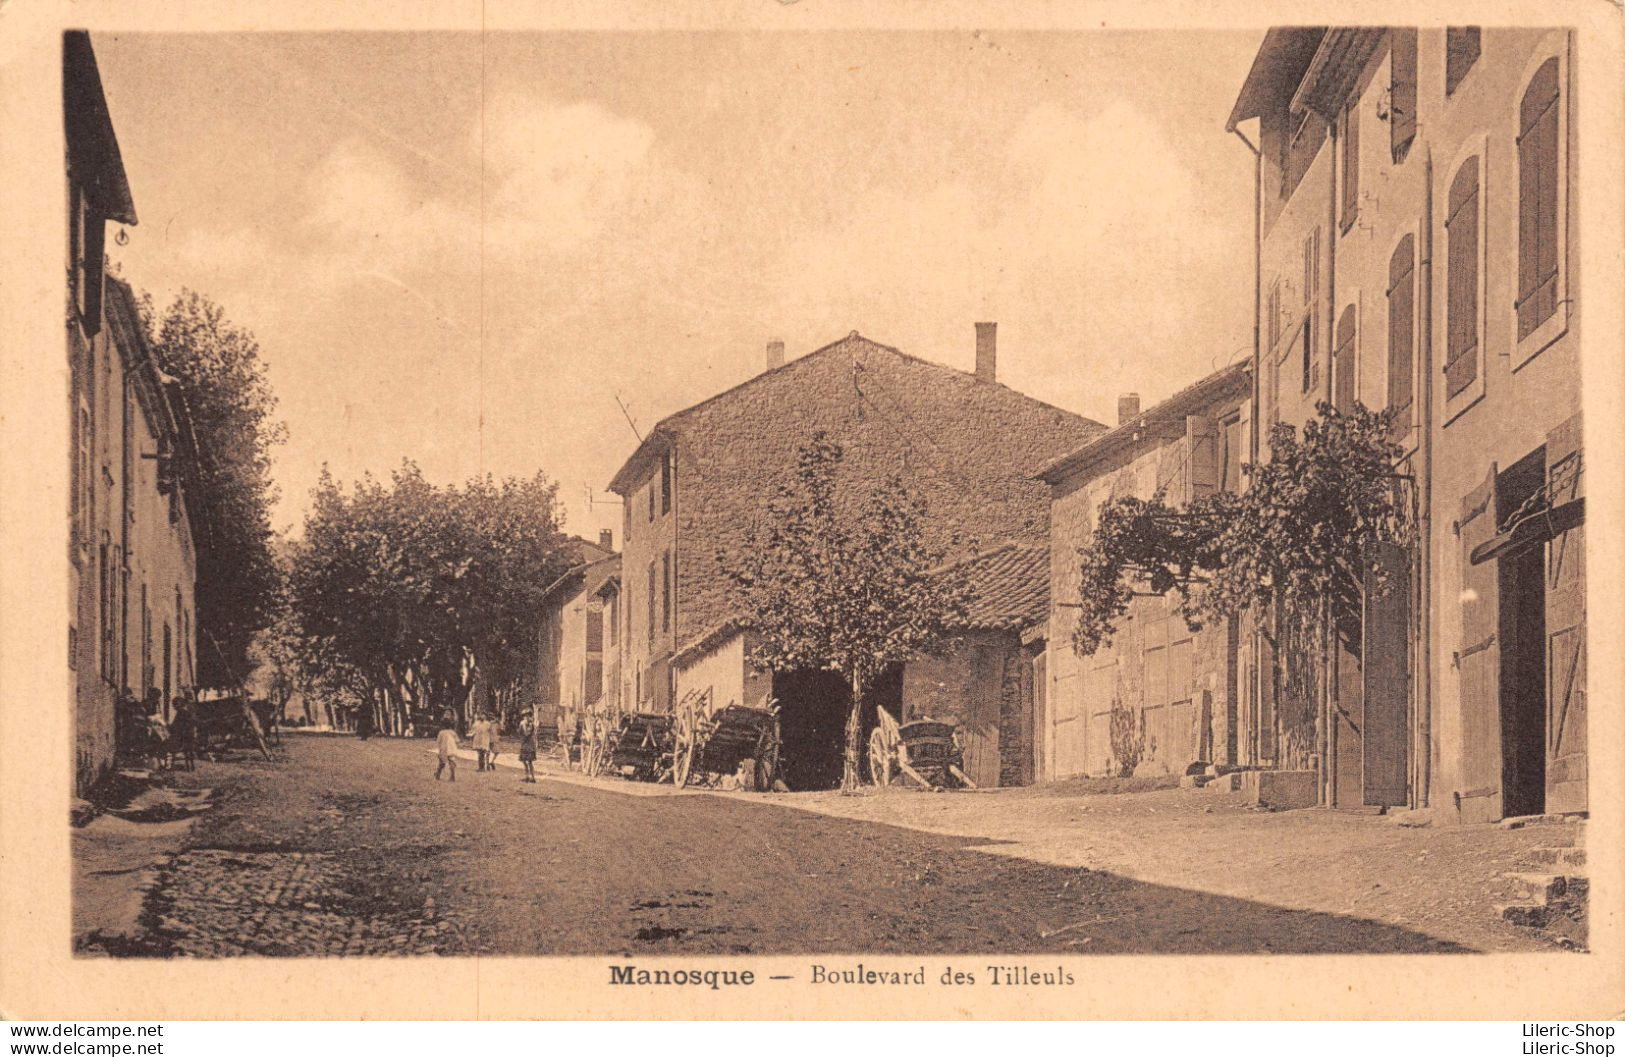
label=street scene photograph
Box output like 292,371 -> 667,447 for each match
61,22 -> 1590,964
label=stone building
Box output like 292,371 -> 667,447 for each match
1037,363 -> 1252,781
607,328 -> 1104,789
1227,27 -> 1583,819
905,542 -> 1051,788
66,32 -> 201,792
534,533 -> 619,734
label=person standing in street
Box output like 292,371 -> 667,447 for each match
471,713 -> 491,771
435,718 -> 459,782
517,714 -> 537,783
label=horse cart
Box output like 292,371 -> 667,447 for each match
868,708 -> 975,790
671,690 -> 781,790
191,695 -> 274,761
585,709 -> 672,780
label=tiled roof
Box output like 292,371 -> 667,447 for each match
938,542 -> 1050,632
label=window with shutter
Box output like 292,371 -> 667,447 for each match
1267,282 -> 1281,352
647,561 -> 656,644
1299,316 -> 1314,395
660,452 -> 672,515
1333,305 -> 1357,413
586,604 -> 603,653
1341,102 -> 1360,232
1390,29 -> 1418,162
1517,57 -> 1561,342
1446,28 -> 1480,95
1387,235 -> 1416,433
1445,156 -> 1480,402
662,550 -> 672,633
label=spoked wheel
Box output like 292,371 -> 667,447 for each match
868,726 -> 894,787
754,738 -> 780,792
671,710 -> 694,788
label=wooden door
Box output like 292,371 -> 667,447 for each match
1362,540 -> 1411,806
1544,415 -> 1586,813
1030,650 -> 1047,784
1455,467 -> 1501,823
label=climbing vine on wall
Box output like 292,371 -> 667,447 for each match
1071,402 -> 1411,660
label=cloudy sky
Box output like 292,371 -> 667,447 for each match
96,29 -> 1263,543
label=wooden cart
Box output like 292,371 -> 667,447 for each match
671,690 -> 781,790
868,709 -> 975,790
599,711 -> 675,782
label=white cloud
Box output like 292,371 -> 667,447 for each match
479,92 -> 660,257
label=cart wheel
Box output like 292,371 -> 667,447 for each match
673,737 -> 693,788
868,727 -> 893,787
754,741 -> 779,791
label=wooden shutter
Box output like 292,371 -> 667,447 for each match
1445,159 -> 1480,398
585,603 -> 603,653
661,550 -> 672,632
1455,467 -> 1500,822
1390,29 -> 1418,161
1446,28 -> 1480,95
1341,102 -> 1360,231
1333,305 -> 1357,412
1363,540 -> 1410,806
1517,58 -> 1561,340
1544,413 -> 1586,813
1387,235 -> 1416,431
1185,415 -> 1219,503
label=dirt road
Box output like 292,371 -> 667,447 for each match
92,734 -> 1557,956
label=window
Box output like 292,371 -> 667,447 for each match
1266,281 -> 1282,352
1446,28 -> 1481,96
1332,304 -> 1358,413
1220,414 -> 1243,493
586,603 -> 604,653
1302,228 -> 1319,309
1299,317 -> 1315,395
1445,156 -> 1482,403
608,590 -> 619,647
1387,234 -> 1416,433
646,561 -> 657,644
1517,56 -> 1561,343
647,478 -> 656,522
74,401 -> 92,552
1390,29 -> 1418,162
1266,353 -> 1281,431
1341,101 -> 1360,232
661,550 -> 672,633
660,452 -> 672,516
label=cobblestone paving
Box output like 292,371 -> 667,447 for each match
146,847 -> 457,957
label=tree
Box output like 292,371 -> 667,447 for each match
283,462 -> 571,734
721,433 -> 971,791
145,290 -> 287,687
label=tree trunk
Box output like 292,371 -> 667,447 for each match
843,667 -> 864,791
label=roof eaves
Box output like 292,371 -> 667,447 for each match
1035,361 -> 1252,485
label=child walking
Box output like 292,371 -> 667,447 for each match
471,714 -> 492,771
435,718 -> 459,782
517,715 -> 538,783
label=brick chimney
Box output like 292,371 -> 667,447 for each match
975,322 -> 996,382
766,340 -> 785,370
599,529 -> 614,551
1118,393 -> 1141,426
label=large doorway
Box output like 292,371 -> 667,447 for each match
773,666 -> 902,790
1498,450 -> 1548,818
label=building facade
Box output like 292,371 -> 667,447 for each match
1038,364 -> 1252,781
534,535 -> 619,734
1228,27 -> 1583,819
608,328 -> 1104,788
66,32 -> 201,793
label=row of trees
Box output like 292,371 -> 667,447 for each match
272,463 -> 574,735
138,288 -> 286,689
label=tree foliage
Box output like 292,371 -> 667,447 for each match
145,290 -> 287,686
283,462 -> 570,734
1072,402 -> 1408,657
721,433 -> 972,790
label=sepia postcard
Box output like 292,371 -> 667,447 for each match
1,0 -> 1622,1023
